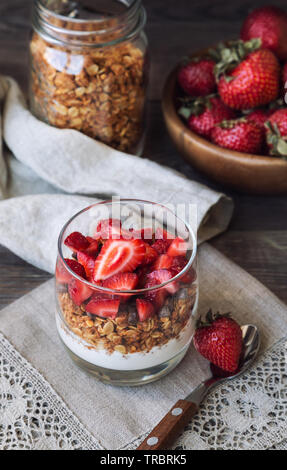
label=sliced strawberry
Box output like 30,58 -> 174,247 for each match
85,237 -> 99,257
170,256 -> 188,274
153,254 -> 173,270
135,265 -> 150,288
56,258 -> 86,284
143,243 -> 158,265
146,269 -> 179,294
167,237 -> 187,257
136,299 -> 155,322
77,251 -> 95,281
85,298 -> 120,320
151,238 -> 171,255
144,283 -> 168,311
129,227 -> 154,244
94,218 -> 122,241
64,232 -> 90,253
170,256 -> 196,284
102,273 -> 138,302
144,269 -> 178,310
68,279 -> 93,306
93,239 -> 145,281
103,272 -> 138,290
155,227 -> 175,242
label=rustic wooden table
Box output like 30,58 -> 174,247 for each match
0,0 -> 286,310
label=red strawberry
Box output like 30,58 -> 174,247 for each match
93,238 -> 145,281
153,254 -> 173,271
211,119 -> 263,154
94,218 -> 122,240
136,299 -> 155,322
241,6 -> 287,61
193,311 -> 243,373
85,298 -> 120,320
179,96 -> 235,139
282,63 -> 287,94
144,285 -> 168,311
155,227 -> 174,241
85,237 -> 99,257
102,273 -> 138,302
146,269 -> 179,295
68,279 -> 93,306
167,237 -> 187,257
265,108 -> 287,158
216,41 -> 280,110
151,239 -> 171,255
178,59 -> 216,97
64,231 -> 90,253
129,227 -> 154,244
246,109 -> 273,131
56,258 -> 86,284
143,243 -> 158,265
135,265 -> 150,288
77,251 -> 95,281
170,256 -> 196,284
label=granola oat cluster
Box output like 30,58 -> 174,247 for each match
29,32 -> 147,152
58,285 -> 197,355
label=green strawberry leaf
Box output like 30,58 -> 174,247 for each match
276,139 -> 287,156
214,38 -> 262,82
178,106 -> 192,120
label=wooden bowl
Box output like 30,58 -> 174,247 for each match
162,67 -> 287,195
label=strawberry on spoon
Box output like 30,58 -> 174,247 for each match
193,310 -> 243,373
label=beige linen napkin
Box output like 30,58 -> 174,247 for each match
0,76 -> 233,258
1,244 -> 286,450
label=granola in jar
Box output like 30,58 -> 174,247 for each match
29,0 -> 149,154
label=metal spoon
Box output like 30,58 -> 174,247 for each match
137,324 -> 260,450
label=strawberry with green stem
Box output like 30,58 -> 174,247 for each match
179,95 -> 235,140
193,310 -> 243,373
215,39 -> 280,110
265,108 -> 287,159
211,118 -> 263,154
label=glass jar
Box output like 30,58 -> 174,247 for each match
29,0 -> 149,155
55,199 -> 198,386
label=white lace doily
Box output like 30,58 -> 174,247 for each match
123,337 -> 287,451
0,331 -> 286,450
172,336 -> 287,451
0,333 -> 102,450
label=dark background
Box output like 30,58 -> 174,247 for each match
0,0 -> 286,308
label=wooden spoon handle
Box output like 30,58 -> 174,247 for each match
137,399 -> 198,450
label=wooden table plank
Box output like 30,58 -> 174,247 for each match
0,0 -> 286,311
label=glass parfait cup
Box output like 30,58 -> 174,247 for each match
55,199 -> 198,386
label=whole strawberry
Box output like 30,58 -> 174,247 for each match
211,118 -> 263,154
246,109 -> 273,155
282,63 -> 287,98
265,108 -> 287,159
178,58 -> 216,97
179,96 -> 235,139
246,109 -> 273,130
216,40 -> 280,110
193,311 -> 243,373
241,6 -> 287,61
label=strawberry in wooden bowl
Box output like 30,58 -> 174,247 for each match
55,200 -> 198,386
162,5 -> 287,195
